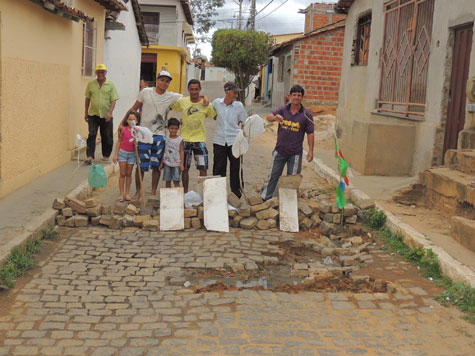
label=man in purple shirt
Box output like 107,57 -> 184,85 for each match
260,85 -> 315,201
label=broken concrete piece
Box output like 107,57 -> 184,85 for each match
102,205 -> 113,215
276,174 -> 303,190
86,205 -> 102,217
345,215 -> 357,224
64,197 -> 86,214
74,215 -> 88,227
238,204 -> 251,217
84,198 -> 99,208
228,192 -> 242,208
228,210 -> 238,218
203,177 -> 228,232
52,198 -> 65,210
125,204 -> 139,216
311,214 -> 321,226
250,201 -> 270,213
113,203 -> 127,215
62,207 -> 73,217
143,220 -> 159,231
90,216 -> 101,226
110,215 -> 122,230
307,200 -> 320,213
191,218 -> 201,229
349,236 -> 363,245
99,215 -> 112,226
240,217 -> 257,229
320,221 -> 337,235
232,216 -> 243,228
298,201 -> 313,217
332,214 -> 341,224
147,198 -> 160,208
160,188 -> 185,231
184,218 -> 191,229
291,269 -> 309,277
267,197 -> 279,209
56,215 -> 66,226
255,208 -> 279,220
139,206 -> 154,216
123,214 -> 134,227
300,217 -> 313,230
279,188 -> 299,232
343,203 -> 356,217
246,191 -> 263,206
65,217 -> 75,227
134,215 -> 151,227
184,208 -> 197,218
256,220 -> 269,230
319,202 -> 332,213
267,218 -> 277,229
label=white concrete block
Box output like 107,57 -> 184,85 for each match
203,177 -> 229,232
279,188 -> 299,232
160,188 -> 184,231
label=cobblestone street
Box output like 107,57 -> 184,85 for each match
0,226 -> 474,355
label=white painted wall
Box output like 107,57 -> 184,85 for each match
104,1 -> 143,128
204,67 -> 234,82
337,0 -> 475,174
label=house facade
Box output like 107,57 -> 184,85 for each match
0,0 -> 127,198
335,0 -> 475,176
268,3 -> 346,108
104,0 -> 149,127
138,0 -> 194,94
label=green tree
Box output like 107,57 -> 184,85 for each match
190,0 -> 225,35
211,29 -> 273,102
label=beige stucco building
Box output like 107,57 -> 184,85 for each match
0,0 -> 128,198
335,0 -> 475,176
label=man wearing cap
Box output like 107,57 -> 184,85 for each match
212,82 -> 248,198
84,64 -> 119,163
260,85 -> 314,201
128,70 -> 183,197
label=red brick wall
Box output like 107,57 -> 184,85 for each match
292,26 -> 345,106
304,3 -> 347,33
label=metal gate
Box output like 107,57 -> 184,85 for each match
443,23 -> 474,156
377,0 -> 435,117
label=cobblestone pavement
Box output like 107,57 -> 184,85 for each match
0,226 -> 474,356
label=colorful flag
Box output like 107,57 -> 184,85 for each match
336,180 -> 346,209
334,136 -> 350,211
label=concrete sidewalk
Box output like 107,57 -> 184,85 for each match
0,158 -> 116,263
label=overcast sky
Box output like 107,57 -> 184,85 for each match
197,0 -> 337,58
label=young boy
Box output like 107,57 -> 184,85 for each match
159,118 -> 184,188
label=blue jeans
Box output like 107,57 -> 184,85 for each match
260,150 -> 302,201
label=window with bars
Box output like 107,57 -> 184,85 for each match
82,20 -> 96,77
143,12 -> 160,45
377,0 -> 435,117
353,14 -> 371,66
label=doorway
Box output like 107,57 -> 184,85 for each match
443,23 -> 474,157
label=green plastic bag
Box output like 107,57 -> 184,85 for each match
88,164 -> 107,187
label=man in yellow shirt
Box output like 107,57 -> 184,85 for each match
84,64 -> 119,163
171,79 -> 216,192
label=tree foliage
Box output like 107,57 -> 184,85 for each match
190,0 -> 225,35
211,29 -> 273,101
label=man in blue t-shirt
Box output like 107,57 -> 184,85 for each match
260,85 -> 315,201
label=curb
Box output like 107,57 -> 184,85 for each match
0,163 -> 117,265
305,151 -> 475,288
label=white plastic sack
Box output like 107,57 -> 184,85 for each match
75,134 -> 86,149
184,191 -> 203,208
133,125 -> 154,144
232,130 -> 249,158
243,114 -> 265,139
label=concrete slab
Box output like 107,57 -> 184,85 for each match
160,188 -> 184,231
279,188 -> 299,232
203,177 -> 229,232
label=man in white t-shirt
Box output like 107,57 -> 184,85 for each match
128,70 -> 182,197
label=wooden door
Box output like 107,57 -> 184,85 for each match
443,24 -> 474,156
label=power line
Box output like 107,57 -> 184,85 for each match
256,0 -> 289,20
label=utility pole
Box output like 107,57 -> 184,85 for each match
238,0 -> 243,30
250,0 -> 256,30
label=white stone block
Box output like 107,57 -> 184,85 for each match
160,188 -> 184,231
203,177 -> 229,232
279,188 -> 299,232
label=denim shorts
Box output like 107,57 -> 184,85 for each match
163,165 -> 180,182
118,149 -> 136,164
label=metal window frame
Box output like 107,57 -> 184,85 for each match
377,0 -> 434,117
354,14 -> 371,66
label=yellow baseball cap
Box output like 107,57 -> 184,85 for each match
95,64 -> 107,71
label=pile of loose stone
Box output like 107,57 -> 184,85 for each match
52,188 -> 362,232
